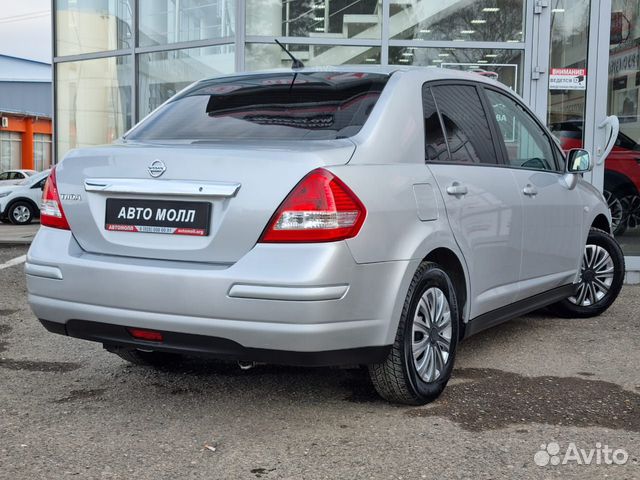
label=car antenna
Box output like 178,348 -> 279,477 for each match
275,39 -> 304,69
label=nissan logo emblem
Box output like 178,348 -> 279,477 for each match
148,160 -> 167,178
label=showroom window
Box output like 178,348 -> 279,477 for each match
0,132 -> 22,172
246,0 -> 381,39
606,0 -> 640,255
138,0 -> 235,47
138,45 -> 235,117
390,47 -> 524,94
33,134 -> 53,172
56,55 -> 132,159
245,43 -> 381,71
55,0 -> 133,56
391,0 -> 525,43
52,0 -> 525,158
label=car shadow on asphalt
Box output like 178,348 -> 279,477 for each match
2,309 -> 638,434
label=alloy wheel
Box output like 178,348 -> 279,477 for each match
12,205 -> 31,223
412,287 -> 452,383
568,244 -> 615,307
603,190 -> 624,233
621,195 -> 640,229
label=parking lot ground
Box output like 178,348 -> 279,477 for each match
0,222 -> 39,245
0,244 -> 639,479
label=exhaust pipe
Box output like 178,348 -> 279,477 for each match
237,361 -> 256,370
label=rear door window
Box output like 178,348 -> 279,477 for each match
430,85 -> 499,165
422,86 -> 450,162
126,72 -> 390,142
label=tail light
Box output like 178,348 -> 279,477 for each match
259,168 -> 366,243
40,165 -> 70,230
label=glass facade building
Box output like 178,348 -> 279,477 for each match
52,0 -> 640,264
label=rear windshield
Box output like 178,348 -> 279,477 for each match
126,71 -> 389,142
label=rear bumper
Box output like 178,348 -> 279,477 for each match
27,227 -> 416,362
39,319 -> 391,367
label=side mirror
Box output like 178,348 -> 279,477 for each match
566,148 -> 592,173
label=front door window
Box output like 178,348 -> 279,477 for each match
486,89 -> 559,171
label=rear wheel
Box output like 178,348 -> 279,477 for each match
549,228 -> 624,318
8,201 -> 34,225
369,262 -> 459,405
111,349 -> 183,368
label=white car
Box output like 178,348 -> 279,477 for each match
0,170 -> 50,224
0,169 -> 37,186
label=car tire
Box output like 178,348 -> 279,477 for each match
368,261 -> 459,405
603,189 -> 627,236
548,228 -> 625,319
8,201 -> 35,225
111,349 -> 183,368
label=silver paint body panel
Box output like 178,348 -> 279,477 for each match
27,67 -> 611,357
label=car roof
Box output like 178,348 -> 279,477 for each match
194,65 -> 505,87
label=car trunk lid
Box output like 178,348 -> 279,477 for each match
56,140 -> 355,263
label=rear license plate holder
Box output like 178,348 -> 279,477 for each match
105,198 -> 211,236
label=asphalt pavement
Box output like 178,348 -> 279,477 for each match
0,244 -> 638,479
0,222 -> 39,245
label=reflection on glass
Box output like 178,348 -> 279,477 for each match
486,89 -> 557,171
0,132 -> 22,171
245,44 -> 380,71
606,0 -> 640,252
55,0 -> 133,56
246,0 -> 381,39
56,56 -> 132,159
34,134 -> 53,171
391,0 -> 524,42
138,0 -> 234,47
546,0 -> 590,145
389,47 -> 523,94
138,45 -> 235,118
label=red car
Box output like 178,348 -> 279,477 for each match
550,121 -> 640,235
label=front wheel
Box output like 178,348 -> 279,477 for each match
369,262 -> 459,405
549,228 -> 625,318
8,201 -> 34,225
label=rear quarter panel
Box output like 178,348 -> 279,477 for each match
327,70 -> 472,326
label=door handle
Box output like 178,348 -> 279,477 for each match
597,115 -> 619,165
523,184 -> 538,197
446,182 -> 468,196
